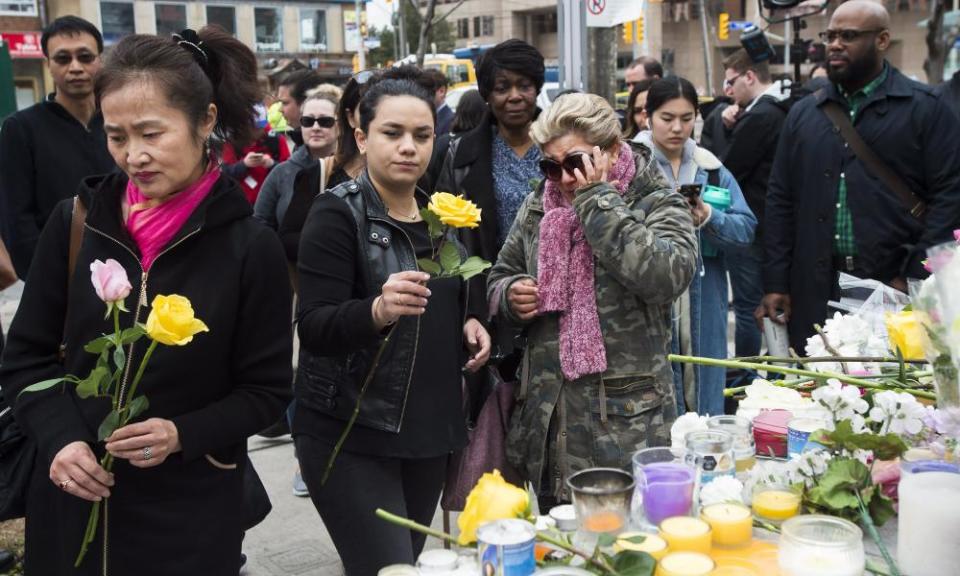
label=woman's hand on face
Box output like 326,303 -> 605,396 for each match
375,271 -> 432,326
689,195 -> 712,227
105,418 -> 181,469
508,278 -> 539,321
50,441 -> 114,502
463,319 -> 491,373
573,146 -> 612,192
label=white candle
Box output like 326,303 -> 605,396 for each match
898,465 -> 960,576
778,515 -> 864,576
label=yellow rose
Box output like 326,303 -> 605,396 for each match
146,294 -> 210,346
885,311 -> 925,360
428,192 -> 482,229
457,469 -> 530,545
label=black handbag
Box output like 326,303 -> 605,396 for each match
0,402 -> 35,521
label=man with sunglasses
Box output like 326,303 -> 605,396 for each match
758,0 -> 960,351
0,16 -> 114,278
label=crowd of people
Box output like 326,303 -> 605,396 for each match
1,1 -> 959,573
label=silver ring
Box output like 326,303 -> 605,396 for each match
59,478 -> 73,490
143,446 -> 153,461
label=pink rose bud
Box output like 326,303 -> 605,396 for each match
90,259 -> 132,304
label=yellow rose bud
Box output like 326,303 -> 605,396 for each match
457,469 -> 530,545
885,311 -> 925,360
428,192 -> 482,229
146,294 -> 210,346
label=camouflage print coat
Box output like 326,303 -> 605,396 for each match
487,142 -> 698,501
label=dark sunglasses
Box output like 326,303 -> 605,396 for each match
51,52 -> 98,65
538,152 -> 589,182
818,28 -> 885,44
300,115 -> 336,129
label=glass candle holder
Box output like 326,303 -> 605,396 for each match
635,462 -> 695,528
751,483 -> 801,523
897,459 -> 960,576
684,430 -> 735,487
566,467 -> 634,547
614,532 -> 669,560
778,515 -> 864,576
700,503 -> 752,548
658,516 -> 711,555
631,447 -> 685,527
656,551 -> 716,576
706,416 -> 756,473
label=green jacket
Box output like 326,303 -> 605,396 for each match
487,142 -> 698,500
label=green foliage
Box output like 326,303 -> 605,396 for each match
420,208 -> 444,239
811,420 -> 909,461
457,256 -> 492,280
368,26 -> 396,67
417,258 -> 441,275
610,551 -> 656,576
439,242 -> 460,273
807,458 -> 869,511
75,366 -> 110,399
124,395 -> 150,422
18,377 -> 68,396
98,410 -> 121,442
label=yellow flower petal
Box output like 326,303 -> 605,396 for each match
456,470 -> 529,545
428,192 -> 482,229
885,311 -> 925,360
146,294 -> 210,346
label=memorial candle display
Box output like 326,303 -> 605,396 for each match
658,516 -> 711,555
655,551 -> 716,576
700,503 -> 752,548
897,460 -> 960,576
614,532 -> 669,560
778,515 -> 864,576
751,486 -> 801,522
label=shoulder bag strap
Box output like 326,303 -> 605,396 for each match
821,101 -> 927,221
319,155 -> 333,195
59,196 -> 87,363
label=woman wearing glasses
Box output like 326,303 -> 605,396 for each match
634,78 -> 756,417
487,92 -> 698,508
254,90 -> 340,232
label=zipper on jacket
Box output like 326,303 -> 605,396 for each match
83,223 -> 201,576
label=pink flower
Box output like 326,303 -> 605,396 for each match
954,229 -> 960,243
90,259 -> 132,305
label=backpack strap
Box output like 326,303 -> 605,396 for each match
60,196 -> 87,363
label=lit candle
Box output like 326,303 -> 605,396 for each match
700,503 -> 752,548
751,488 -> 800,521
655,551 -> 715,576
658,517 -> 711,555
614,532 -> 669,560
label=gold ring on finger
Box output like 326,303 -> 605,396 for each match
59,478 -> 74,490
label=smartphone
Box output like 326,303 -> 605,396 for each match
679,184 -> 702,200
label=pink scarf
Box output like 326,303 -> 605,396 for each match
537,145 -> 636,381
125,164 -> 221,271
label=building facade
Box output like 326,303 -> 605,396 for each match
1,0 -> 46,109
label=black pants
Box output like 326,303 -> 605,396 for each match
295,434 -> 447,576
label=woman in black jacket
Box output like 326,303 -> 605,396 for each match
0,29 -> 292,575
293,78 -> 491,576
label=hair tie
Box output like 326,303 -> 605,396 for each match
172,29 -> 208,70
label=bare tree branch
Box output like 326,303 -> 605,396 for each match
415,0 -> 438,66
404,0 -> 424,24
432,0 -> 467,26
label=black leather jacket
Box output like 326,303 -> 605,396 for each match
295,171 -> 468,433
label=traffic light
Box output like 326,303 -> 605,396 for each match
719,13 -> 730,40
623,21 -> 633,44
636,17 -> 644,42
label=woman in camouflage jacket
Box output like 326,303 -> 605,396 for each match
487,93 -> 698,505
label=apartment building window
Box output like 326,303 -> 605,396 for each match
300,9 -> 328,51
473,16 -> 479,37
254,7 -> 282,52
456,18 -> 469,39
481,16 -> 494,37
206,5 -> 236,36
100,2 -> 135,46
533,12 -> 557,34
0,0 -> 37,16
155,4 -> 187,37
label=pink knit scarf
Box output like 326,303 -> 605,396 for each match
125,164 -> 221,271
537,145 -> 636,381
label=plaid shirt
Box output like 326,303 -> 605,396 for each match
834,65 -> 889,257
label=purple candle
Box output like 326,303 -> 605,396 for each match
639,463 -> 695,525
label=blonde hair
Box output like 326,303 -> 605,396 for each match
304,83 -> 343,107
530,93 -> 621,149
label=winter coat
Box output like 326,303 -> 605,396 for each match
486,141 -> 698,501
253,145 -> 318,230
765,65 -> 960,349
0,172 -> 293,575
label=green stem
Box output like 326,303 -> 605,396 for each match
866,559 -> 895,576
670,355 -> 938,400
534,531 -> 619,574
734,355 -> 928,364
321,326 -> 396,486
120,340 -> 158,425
856,491 -> 900,576
74,499 -> 101,567
111,307 -> 122,411
375,508 -> 461,547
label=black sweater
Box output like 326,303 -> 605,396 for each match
0,96 -> 115,278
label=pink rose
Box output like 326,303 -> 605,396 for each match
954,229 -> 960,243
90,259 -> 132,304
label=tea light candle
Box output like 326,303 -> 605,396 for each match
659,517 -> 711,555
752,488 -> 801,521
582,510 -> 625,533
614,532 -> 669,560
656,551 -> 716,576
700,503 -> 752,548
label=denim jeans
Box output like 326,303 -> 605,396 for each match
726,242 -> 764,358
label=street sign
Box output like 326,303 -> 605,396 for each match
586,0 -> 644,27
0,33 -> 42,59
